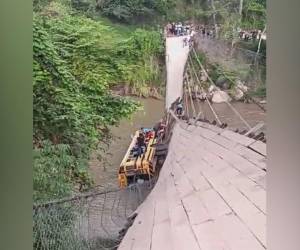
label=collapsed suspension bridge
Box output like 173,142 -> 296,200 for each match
33,34 -> 266,250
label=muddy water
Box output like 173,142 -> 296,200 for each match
89,97 -> 266,188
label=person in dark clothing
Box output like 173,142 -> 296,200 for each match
136,132 -> 146,158
171,23 -> 175,35
176,102 -> 183,116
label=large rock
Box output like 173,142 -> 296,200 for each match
208,84 -> 215,93
200,70 -> 208,82
212,90 -> 232,103
236,80 -> 248,92
231,88 -> 244,100
230,80 -> 248,101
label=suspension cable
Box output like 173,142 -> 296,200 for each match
184,73 -> 197,118
189,70 -> 204,121
191,47 -> 252,130
183,87 -> 190,117
188,55 -> 223,126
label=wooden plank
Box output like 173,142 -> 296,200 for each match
193,125 -> 218,140
233,145 -> 266,170
191,147 -> 266,214
195,135 -> 266,187
151,181 -> 173,250
200,162 -> 266,247
130,199 -> 156,250
187,134 -> 266,190
249,141 -> 267,156
196,121 -> 224,134
213,133 -> 238,149
181,130 -> 267,215
151,220 -> 173,250
193,213 -> 265,250
181,164 -> 212,192
229,174 -> 266,214
197,188 -> 232,219
165,175 -> 201,250
172,162 -> 194,199
182,192 -> 211,225
118,222 -> 135,250
153,182 -> 169,224
192,219 -> 231,250
220,129 -> 255,146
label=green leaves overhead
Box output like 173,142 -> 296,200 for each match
98,0 -> 175,22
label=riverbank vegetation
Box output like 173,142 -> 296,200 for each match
33,0 -> 165,202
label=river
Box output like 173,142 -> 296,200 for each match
89,97 -> 266,189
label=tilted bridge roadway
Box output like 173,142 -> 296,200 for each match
118,35 -> 266,250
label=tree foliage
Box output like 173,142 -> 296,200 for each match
96,0 -> 175,22
33,1 -> 164,202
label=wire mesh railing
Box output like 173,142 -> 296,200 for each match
33,179 -> 156,250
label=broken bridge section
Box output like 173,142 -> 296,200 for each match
118,35 -> 266,250
118,120 -> 266,250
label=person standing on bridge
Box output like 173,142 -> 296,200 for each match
176,100 -> 184,117
171,22 -> 175,35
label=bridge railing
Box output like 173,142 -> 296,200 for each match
33,179 -> 156,250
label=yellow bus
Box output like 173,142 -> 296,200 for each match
118,130 -> 157,188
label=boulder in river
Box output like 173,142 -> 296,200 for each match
212,90 -> 232,103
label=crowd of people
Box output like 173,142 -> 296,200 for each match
164,22 -> 196,48
165,22 -> 196,37
131,120 -> 166,159
164,21 -> 265,43
199,25 -> 216,38
238,29 -> 265,41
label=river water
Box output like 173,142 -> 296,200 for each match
89,97 -> 266,189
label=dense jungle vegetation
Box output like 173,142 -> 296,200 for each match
33,0 -> 266,203
33,0 -> 164,202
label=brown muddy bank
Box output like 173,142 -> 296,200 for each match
110,84 -> 164,99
